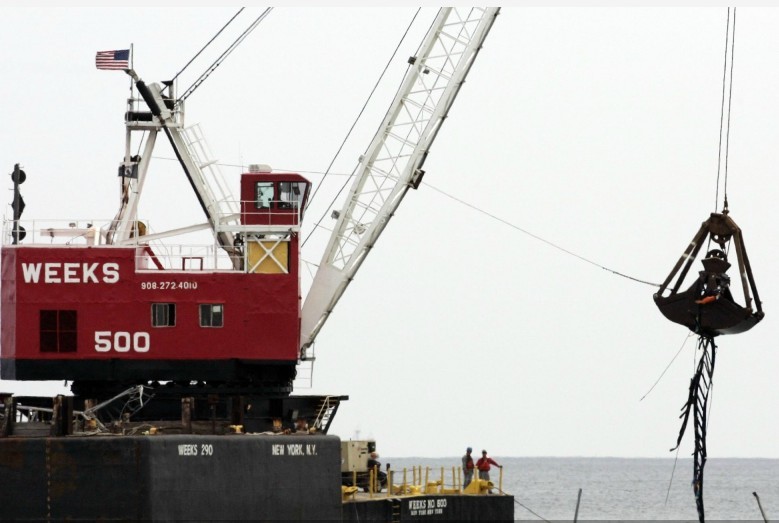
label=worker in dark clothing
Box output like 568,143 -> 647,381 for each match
367,451 -> 381,471
366,452 -> 386,492
462,447 -> 475,487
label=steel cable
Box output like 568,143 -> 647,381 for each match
714,8 -> 737,211
723,7 -> 737,210
425,183 -> 661,288
493,487 -> 552,522
178,7 -> 273,104
172,8 -> 245,82
302,8 -> 424,248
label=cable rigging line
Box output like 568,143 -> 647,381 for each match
425,183 -> 661,288
172,8 -> 245,83
152,153 -> 657,288
494,487 -> 551,522
305,8 -> 422,212
177,7 -> 273,104
664,444 -> 682,506
302,7 -> 424,247
714,9 -> 730,212
714,8 -> 737,212
514,498 -> 551,523
723,7 -> 737,210
640,332 -> 693,402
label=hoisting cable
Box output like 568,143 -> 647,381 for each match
301,163 -> 358,248
300,7 -> 422,247
177,7 -> 273,105
722,7 -> 737,211
172,8 -> 245,82
714,8 -> 737,212
305,8 -> 422,213
713,9 -> 730,212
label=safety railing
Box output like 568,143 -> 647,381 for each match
347,464 -> 504,500
2,219 -> 112,246
124,95 -> 186,135
230,199 -> 305,229
136,242 -> 240,272
1,196 -> 305,247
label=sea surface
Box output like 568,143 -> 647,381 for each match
385,457 -> 779,520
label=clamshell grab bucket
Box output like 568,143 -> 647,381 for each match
653,212 -> 764,337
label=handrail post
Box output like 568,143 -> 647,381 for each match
451,466 -> 455,491
387,470 -> 393,498
369,468 -> 374,498
402,467 -> 407,495
440,467 -> 444,493
352,469 -> 357,488
499,466 -> 504,495
425,467 -> 429,491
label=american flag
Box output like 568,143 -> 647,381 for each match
95,49 -> 130,70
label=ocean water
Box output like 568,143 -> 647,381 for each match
384,457 -> 779,520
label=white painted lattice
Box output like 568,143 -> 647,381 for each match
301,8 -> 500,352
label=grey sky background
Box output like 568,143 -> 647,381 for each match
1,7 -> 778,458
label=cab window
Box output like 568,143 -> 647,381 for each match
278,181 -> 306,209
255,182 -> 275,209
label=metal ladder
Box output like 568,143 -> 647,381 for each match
181,124 -> 241,228
312,395 -> 342,434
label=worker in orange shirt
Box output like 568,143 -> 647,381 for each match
475,449 -> 502,492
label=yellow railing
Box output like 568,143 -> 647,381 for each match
352,464 -> 504,499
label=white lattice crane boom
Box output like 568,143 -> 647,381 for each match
300,7 -> 500,354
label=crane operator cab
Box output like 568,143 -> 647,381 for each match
653,212 -> 764,337
239,165 -> 311,274
241,165 -> 311,226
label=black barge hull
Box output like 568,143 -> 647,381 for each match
0,435 -> 514,521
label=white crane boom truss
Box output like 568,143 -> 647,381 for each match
300,7 -> 500,353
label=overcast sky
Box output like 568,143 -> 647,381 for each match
1,6 -> 778,459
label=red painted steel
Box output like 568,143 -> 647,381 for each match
2,245 -> 300,364
240,173 -> 310,226
1,172 -> 311,382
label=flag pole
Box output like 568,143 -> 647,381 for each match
124,44 -> 134,188
129,43 -> 134,100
